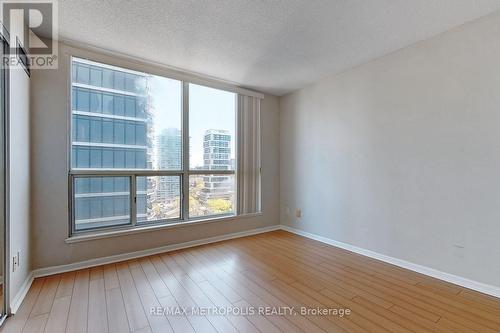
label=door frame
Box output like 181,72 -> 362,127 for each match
0,22 -> 10,322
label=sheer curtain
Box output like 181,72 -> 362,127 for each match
237,95 -> 262,214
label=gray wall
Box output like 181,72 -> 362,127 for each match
280,11 -> 500,288
30,43 -> 280,269
10,63 -> 31,302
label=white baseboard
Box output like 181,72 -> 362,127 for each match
10,272 -> 34,314
10,225 -> 279,313
33,225 -> 280,278
280,225 -> 500,299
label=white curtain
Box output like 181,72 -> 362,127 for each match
237,95 -> 262,214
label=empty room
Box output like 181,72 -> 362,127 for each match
1,0 -> 500,332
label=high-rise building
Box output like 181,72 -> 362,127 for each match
71,58 -> 151,229
155,128 -> 181,202
201,129 -> 233,200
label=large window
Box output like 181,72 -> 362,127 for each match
70,58 -> 237,234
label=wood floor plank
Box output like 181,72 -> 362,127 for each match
218,241 -> 414,330
115,262 -> 149,332
352,296 -> 439,333
227,238 -> 442,323
158,295 -> 195,333
21,314 -> 48,333
128,263 -> 173,333
233,299 -> 281,333
318,262 -> 500,331
158,256 -> 236,333
177,252 -> 270,332
6,231 -> 500,333
262,236 -> 480,330
103,264 -> 120,290
138,257 -> 171,299
388,305 -> 450,333
88,278 -> 108,333
170,252 -> 206,283
227,270 -> 336,333
195,247 -> 309,333
263,233 -> 423,285
30,275 -> 61,317
171,274 -> 238,333
238,270 -> 362,333
151,255 -> 217,333
55,272 -> 75,299
181,252 -> 242,303
196,280 -> 259,333
89,266 -> 104,281
65,270 -> 89,333
106,287 -> 130,333
459,289 -> 500,310
43,296 -> 71,333
436,317 -> 479,333
158,254 -> 186,280
367,271 -> 500,325
217,241 -> 296,284
264,277 -> 367,333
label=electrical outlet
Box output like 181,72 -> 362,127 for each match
285,207 -> 290,216
295,208 -> 302,218
12,256 -> 17,272
12,251 -> 20,272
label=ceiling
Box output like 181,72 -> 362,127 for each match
59,0 -> 500,96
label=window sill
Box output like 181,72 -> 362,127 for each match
65,212 -> 263,243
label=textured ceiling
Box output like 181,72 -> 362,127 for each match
59,0 -> 500,96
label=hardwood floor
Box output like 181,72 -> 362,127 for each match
3,230 -> 500,333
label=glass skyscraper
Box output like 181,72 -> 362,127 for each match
201,129 -> 233,200
156,128 -> 181,202
71,58 -> 151,230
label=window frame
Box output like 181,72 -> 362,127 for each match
68,56 -> 238,237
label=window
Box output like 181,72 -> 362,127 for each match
70,58 -> 243,235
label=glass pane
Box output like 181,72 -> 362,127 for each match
76,62 -> 90,84
189,174 -> 235,218
71,57 -> 182,171
137,176 -> 181,223
189,84 -> 236,170
74,176 -> 131,231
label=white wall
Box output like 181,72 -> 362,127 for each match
280,11 -> 500,288
9,63 -> 31,304
30,42 -> 280,269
